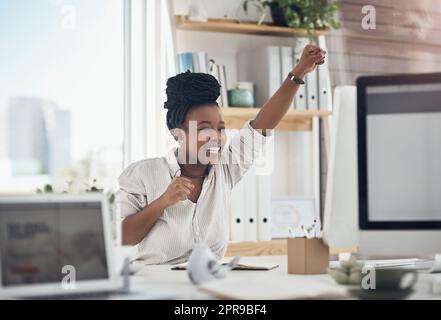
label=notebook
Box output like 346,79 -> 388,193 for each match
171,260 -> 279,271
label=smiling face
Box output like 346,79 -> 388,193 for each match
174,104 -> 227,165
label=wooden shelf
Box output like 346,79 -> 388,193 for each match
176,15 -> 329,37
222,107 -> 331,131
226,240 -> 287,257
225,240 -> 358,257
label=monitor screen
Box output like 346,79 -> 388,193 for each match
0,201 -> 108,287
358,74 -> 441,229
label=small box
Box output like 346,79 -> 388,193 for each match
287,237 -> 330,274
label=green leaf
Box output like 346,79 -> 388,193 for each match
273,0 -> 340,31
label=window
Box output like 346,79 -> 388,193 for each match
0,0 -> 124,194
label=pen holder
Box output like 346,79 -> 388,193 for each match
287,237 -> 330,275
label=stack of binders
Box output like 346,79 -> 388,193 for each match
237,40 -> 332,111
231,41 -> 332,241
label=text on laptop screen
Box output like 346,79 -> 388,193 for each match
0,201 -> 108,286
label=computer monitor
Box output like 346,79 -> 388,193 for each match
357,73 -> 441,258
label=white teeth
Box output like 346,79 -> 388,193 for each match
208,147 -> 220,152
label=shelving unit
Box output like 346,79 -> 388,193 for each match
222,107 -> 331,131
176,15 -> 329,37
175,13 -> 333,254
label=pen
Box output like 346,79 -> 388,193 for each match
313,219 -> 320,237
302,225 -> 312,239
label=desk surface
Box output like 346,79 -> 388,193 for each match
130,256 -> 286,300
126,255 -> 441,300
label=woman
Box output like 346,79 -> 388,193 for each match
118,45 -> 326,264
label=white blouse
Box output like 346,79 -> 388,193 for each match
117,120 -> 272,265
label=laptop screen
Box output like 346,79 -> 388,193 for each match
0,200 -> 109,287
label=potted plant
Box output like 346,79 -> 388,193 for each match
242,0 -> 340,34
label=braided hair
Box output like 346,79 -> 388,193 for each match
164,71 -> 221,130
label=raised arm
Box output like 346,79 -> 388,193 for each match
250,45 -> 326,135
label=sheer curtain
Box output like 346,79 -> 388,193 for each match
123,0 -> 177,167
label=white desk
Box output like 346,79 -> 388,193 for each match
130,255 -> 289,300
125,255 -> 441,300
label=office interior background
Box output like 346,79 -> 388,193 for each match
0,0 -> 441,186
1,0 -> 441,239
2,0 -> 441,303
0,0 -> 441,239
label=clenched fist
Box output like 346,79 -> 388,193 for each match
292,44 -> 326,79
161,176 -> 194,206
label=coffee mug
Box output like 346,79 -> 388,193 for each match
227,89 -> 254,108
370,269 -> 418,290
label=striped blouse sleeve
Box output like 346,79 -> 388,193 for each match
117,162 -> 149,219
222,119 -> 273,188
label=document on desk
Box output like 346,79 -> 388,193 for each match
171,259 -> 279,271
330,257 -> 441,273
361,259 -> 425,269
361,258 -> 441,273
198,274 -> 348,300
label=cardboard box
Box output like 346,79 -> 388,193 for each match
287,238 -> 330,274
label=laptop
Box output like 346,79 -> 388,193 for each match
0,194 -> 122,299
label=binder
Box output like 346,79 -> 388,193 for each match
237,46 -> 281,107
218,65 -> 229,107
256,173 -> 272,240
243,167 -> 258,241
317,35 -> 332,112
210,62 -> 223,107
306,68 -> 319,110
293,39 -> 308,110
209,62 -> 228,107
192,52 -> 201,72
271,130 -> 290,196
191,52 -> 209,73
229,176 -> 246,241
287,131 -> 313,195
198,52 -> 209,73
280,46 -> 294,109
